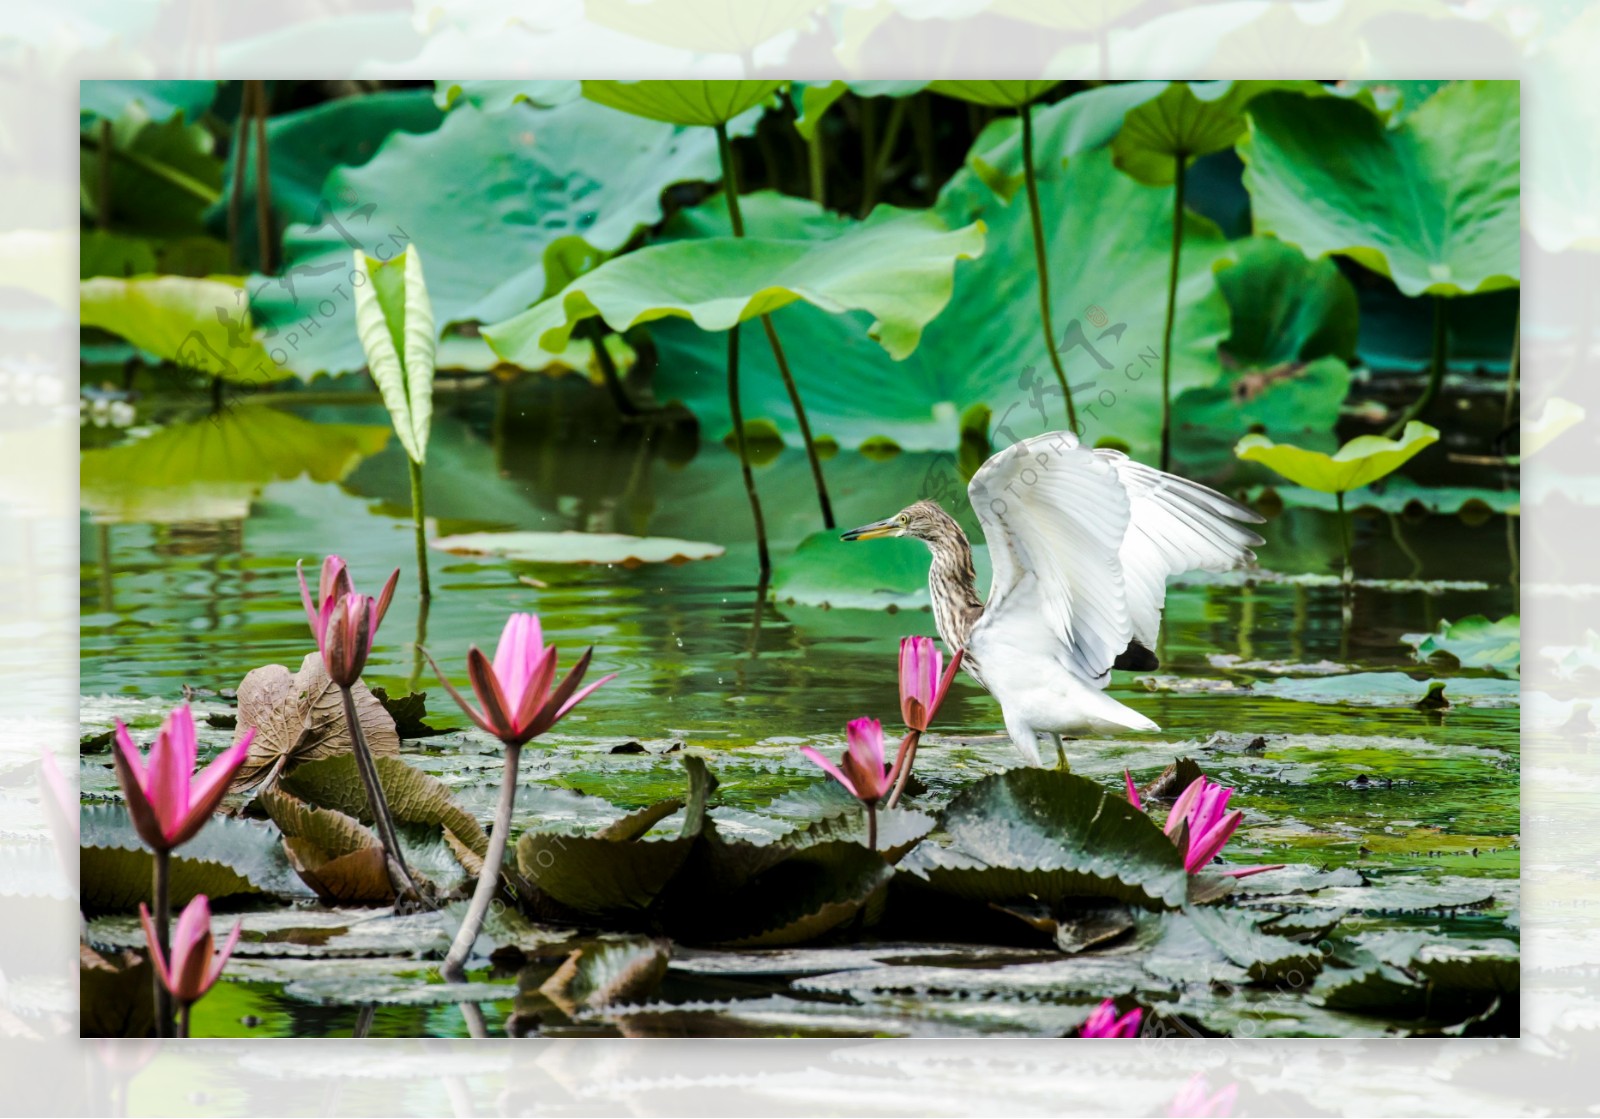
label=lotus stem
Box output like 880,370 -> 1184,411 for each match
1159,149 -> 1187,472
408,457 -> 431,601
587,320 -> 639,416
1019,104 -> 1079,432
716,121 -> 835,532
1388,294 -> 1448,436
912,92 -> 936,201
442,743 -> 520,981
177,1003 -> 191,1040
227,81 -> 252,268
870,97 -> 908,195
859,96 -> 877,217
251,79 -> 273,273
459,1002 -> 490,1039
96,119 -> 112,231
1336,490 -> 1354,585
808,130 -> 825,205
886,729 -> 920,809
151,847 -> 173,1037
76,131 -> 221,205
1503,310 -> 1519,430
338,683 -> 423,900
866,801 -> 878,852
408,593 -> 430,695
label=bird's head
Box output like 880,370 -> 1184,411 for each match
841,500 -> 952,543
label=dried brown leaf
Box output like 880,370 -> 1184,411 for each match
231,652 -> 399,792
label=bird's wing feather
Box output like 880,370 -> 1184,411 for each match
966,432 -> 1134,685
1096,449 -> 1266,647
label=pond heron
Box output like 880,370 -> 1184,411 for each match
842,431 -> 1265,765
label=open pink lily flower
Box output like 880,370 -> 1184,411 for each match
1126,771 -> 1282,879
113,705 -> 254,853
139,894 -> 241,1006
297,555 -> 398,687
899,637 -> 963,732
428,613 -> 614,747
1079,998 -> 1142,1038
802,717 -> 892,806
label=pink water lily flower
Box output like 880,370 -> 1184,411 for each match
429,613 -> 614,747
139,893 -> 241,1006
802,717 -> 892,806
899,636 -> 962,732
1167,1072 -> 1238,1118
113,705 -> 254,853
297,555 -> 398,687
1126,771 -> 1282,879
1079,998 -> 1142,1037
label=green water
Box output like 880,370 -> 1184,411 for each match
78,378 -> 1520,1038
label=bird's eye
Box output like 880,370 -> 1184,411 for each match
898,514 -> 910,526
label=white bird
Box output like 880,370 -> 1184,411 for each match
841,430 -> 1265,765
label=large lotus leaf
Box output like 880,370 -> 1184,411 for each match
79,805 -> 306,912
278,754 -> 489,859
1111,80 -> 1322,185
899,769 -> 1191,910
483,203 -> 984,366
231,653 -> 400,792
1235,422 -> 1439,494
435,81 -> 581,112
1216,237 -> 1359,368
1401,615 -> 1520,674
965,82 -> 1160,202
250,98 -> 727,376
81,80 -> 219,124
81,112 -> 223,237
928,80 -> 1058,109
792,80 -> 929,141
1175,357 -> 1350,449
432,530 -> 724,567
540,937 -> 671,1015
648,149 -> 1230,455
772,529 -> 993,612
79,407 -> 391,524
216,90 -> 444,272
581,80 -> 784,127
1241,83 -> 1520,296
80,275 -> 288,383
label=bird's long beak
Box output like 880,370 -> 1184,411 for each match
841,517 -> 899,541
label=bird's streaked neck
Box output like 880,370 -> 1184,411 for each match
921,513 -> 983,652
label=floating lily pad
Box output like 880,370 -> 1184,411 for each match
540,936 -> 672,1015
279,754 -> 489,860
1402,616 -> 1520,675
431,530 -> 724,567
1252,673 -> 1519,709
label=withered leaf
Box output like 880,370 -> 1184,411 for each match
230,652 -> 399,792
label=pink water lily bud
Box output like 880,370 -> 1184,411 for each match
139,894 -> 241,1006
1124,769 -> 1142,810
1164,774 -> 1284,878
898,637 -> 963,732
297,556 -> 398,686
1079,997 -> 1142,1037
802,717 -> 891,806
429,613 -> 615,747
112,705 -> 254,853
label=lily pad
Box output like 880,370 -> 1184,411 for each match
1236,422 -> 1439,494
1402,616 -> 1520,674
279,754 -> 489,860
899,768 -> 1192,911
540,936 -> 672,1015
258,787 -> 395,905
231,652 -> 401,792
483,202 -> 984,367
1251,673 -> 1519,709
1240,83 -> 1519,296
431,530 -> 724,567
80,275 -> 289,383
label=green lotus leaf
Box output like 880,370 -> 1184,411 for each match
1241,83 -> 1520,296
216,90 -> 443,272
81,80 -> 219,124
431,530 -> 725,567
81,111 -> 223,236
251,98 -> 728,376
80,275 -> 289,384
434,81 -> 580,113
708,841 -> 894,948
1180,905 -> 1325,985
1235,422 -> 1440,494
483,203 -> 984,366
581,79 -> 784,127
898,768 -> 1191,910
540,937 -> 671,1015
279,754 -> 488,859
80,407 -> 392,524
1524,396 -> 1584,458
353,247 -> 435,464
1111,80 -> 1323,185
965,82 -> 1160,202
79,805 -> 306,913
1216,237 -> 1359,368
1251,478 -> 1518,516
80,231 -> 158,278
1401,615 -> 1520,674
1336,80 -> 1449,122
648,149 -> 1229,455
791,80 -> 929,141
772,529 -> 993,613
928,80 -> 1058,109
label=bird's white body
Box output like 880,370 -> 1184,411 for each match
944,431 -> 1263,764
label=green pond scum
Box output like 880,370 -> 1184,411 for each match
77,78 -> 1519,1039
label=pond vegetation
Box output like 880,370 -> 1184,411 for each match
76,78 -> 1520,1038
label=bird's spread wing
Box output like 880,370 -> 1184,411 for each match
966,431 -> 1263,686
1098,449 -> 1265,648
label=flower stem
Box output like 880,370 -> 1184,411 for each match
1388,294 -> 1448,436
177,1002 -> 191,1040
339,684 -> 423,900
1503,309 -> 1519,430
866,801 -> 878,852
151,848 -> 172,1038
1159,149 -> 1187,473
441,743 -> 520,981
1336,490 -> 1353,585
1019,103 -> 1079,432
408,457 -> 430,602
886,729 -> 920,810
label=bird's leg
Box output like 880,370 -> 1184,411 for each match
1048,733 -> 1070,771
1004,715 -> 1044,767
